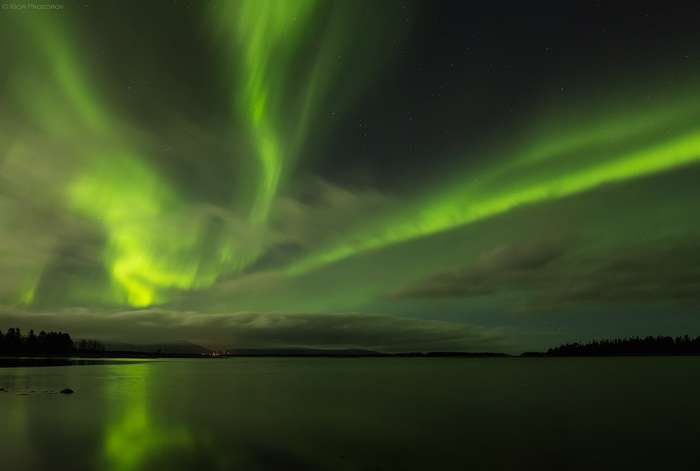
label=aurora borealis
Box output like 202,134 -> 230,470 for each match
2,1 -> 700,351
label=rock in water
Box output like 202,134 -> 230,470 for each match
60,388 -> 74,395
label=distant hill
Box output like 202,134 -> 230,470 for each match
225,348 -> 384,357
104,341 -> 211,355
224,348 -> 510,357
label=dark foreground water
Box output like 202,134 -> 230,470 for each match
1,357 -> 700,470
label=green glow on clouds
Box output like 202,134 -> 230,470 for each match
10,13 -> 232,306
3,3 -> 700,313
211,0 -> 318,224
288,99 -> 700,274
69,154 -> 199,306
15,13 -> 109,135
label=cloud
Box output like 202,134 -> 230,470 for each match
392,238 -> 568,299
392,235 -> 700,309
0,308 -> 505,352
553,237 -> 700,306
260,178 -> 393,265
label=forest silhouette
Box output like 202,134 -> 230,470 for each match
4,328 -> 700,357
546,336 -> 700,356
0,328 -> 104,355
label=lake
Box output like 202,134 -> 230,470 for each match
1,357 -> 699,470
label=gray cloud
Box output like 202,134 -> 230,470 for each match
0,308 -> 505,352
270,179 -> 391,243
393,238 -> 568,299
553,237 -> 700,307
392,236 -> 700,309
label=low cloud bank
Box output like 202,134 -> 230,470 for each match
0,308 -> 505,352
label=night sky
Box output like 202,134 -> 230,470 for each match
1,0 -> 700,352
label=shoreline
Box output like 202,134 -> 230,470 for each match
3,352 -> 700,367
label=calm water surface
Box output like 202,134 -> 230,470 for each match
1,357 -> 699,470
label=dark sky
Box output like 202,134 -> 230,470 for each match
1,0 -> 699,352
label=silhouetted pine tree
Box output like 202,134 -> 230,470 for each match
547,336 -> 700,356
0,328 -> 78,355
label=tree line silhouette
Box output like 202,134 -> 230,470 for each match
547,335 -> 700,356
0,328 -> 104,355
